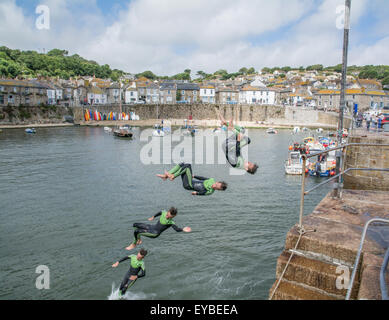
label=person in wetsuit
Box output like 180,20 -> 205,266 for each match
125,207 -> 192,251
112,248 -> 147,297
219,114 -> 258,174
157,163 -> 227,195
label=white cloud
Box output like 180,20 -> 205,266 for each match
0,0 -> 388,75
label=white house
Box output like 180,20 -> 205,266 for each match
125,87 -> 138,104
199,85 -> 215,103
239,86 -> 276,104
47,87 -> 56,105
87,86 -> 107,104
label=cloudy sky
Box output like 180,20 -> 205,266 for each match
1,0 -> 388,75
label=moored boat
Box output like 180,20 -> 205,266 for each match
285,151 -> 306,175
113,128 -> 133,138
266,128 -> 278,134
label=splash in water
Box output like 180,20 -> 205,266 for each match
107,283 -> 150,300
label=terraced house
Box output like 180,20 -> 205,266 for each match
239,85 -> 277,105
159,82 -> 176,104
0,79 -> 48,106
145,83 -> 160,104
176,83 -> 200,103
199,85 -> 215,103
216,87 -> 239,104
314,89 -> 389,111
87,86 -> 107,105
107,83 -> 121,104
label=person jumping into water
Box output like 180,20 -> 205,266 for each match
218,112 -> 258,174
112,248 -> 147,297
157,163 -> 227,196
125,207 -> 191,251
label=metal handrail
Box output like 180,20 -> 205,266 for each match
298,143 -> 389,230
381,247 -> 389,300
271,141 -> 389,300
346,218 -> 389,300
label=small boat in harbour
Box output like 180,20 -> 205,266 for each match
113,127 -> 133,138
104,127 -> 112,133
285,151 -> 306,175
266,128 -> 278,134
25,128 -> 36,134
292,127 -> 300,134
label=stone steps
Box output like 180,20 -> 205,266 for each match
275,250 -> 358,298
269,278 -> 342,300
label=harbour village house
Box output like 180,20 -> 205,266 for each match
176,83 -> 200,103
314,89 -> 389,111
199,85 -> 216,104
0,79 -> 48,106
216,87 -> 239,104
159,82 -> 176,104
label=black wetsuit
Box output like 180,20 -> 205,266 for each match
168,163 -> 216,196
118,255 -> 146,295
131,211 -> 183,245
222,126 -> 251,169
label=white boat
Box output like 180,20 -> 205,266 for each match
266,128 -> 278,134
25,128 -> 36,134
292,127 -> 300,134
104,127 -> 112,132
285,151 -> 304,175
316,128 -> 324,134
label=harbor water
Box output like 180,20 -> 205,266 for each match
0,126 -> 332,300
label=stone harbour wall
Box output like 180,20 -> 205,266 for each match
73,104 -> 348,128
344,135 -> 389,191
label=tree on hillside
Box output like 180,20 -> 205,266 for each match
247,67 -> 255,74
47,49 -> 68,57
136,70 -> 157,80
306,64 -> 324,71
239,67 -> 248,75
381,77 -> 389,86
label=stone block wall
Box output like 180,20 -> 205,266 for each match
344,135 -> 389,191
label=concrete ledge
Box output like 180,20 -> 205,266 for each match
270,189 -> 389,300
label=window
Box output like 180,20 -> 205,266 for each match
25,87 -> 29,94
0,86 -> 4,92
182,90 -> 185,95
26,97 -> 30,104
0,95 -> 4,104
8,95 -> 14,103
13,87 -> 17,93
193,91 -> 197,95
